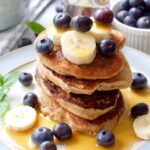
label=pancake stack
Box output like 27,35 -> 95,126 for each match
35,28 -> 132,135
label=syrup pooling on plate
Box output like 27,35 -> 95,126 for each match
3,88 -> 150,150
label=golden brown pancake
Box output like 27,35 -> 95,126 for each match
39,90 -> 126,135
38,46 -> 124,80
36,59 -> 132,95
35,72 -> 121,120
37,30 -> 125,80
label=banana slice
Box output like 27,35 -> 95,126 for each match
133,114 -> 150,140
61,30 -> 96,65
4,106 -> 37,132
48,25 -> 70,45
88,19 -> 112,42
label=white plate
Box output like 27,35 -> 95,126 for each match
0,45 -> 150,150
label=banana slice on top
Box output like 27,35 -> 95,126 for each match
133,114 -> 150,140
61,30 -> 96,65
4,106 -> 37,132
88,19 -> 112,42
48,25 -> 70,45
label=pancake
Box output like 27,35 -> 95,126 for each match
36,59 -> 132,94
35,72 -> 120,120
39,90 -> 126,135
37,30 -> 125,80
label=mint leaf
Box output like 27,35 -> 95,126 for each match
0,88 -> 9,101
3,71 -> 20,88
26,21 -> 46,34
0,71 -> 19,117
0,97 -> 9,116
0,74 -> 3,86
0,92 -> 7,102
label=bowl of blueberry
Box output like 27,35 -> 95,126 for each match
111,0 -> 150,54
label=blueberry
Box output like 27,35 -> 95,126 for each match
16,38 -> 32,48
53,12 -> 71,29
31,127 -> 53,146
138,2 -> 150,11
131,103 -> 149,118
40,141 -> 57,150
129,7 -> 143,19
131,72 -> 148,89
144,0 -> 150,9
129,0 -> 144,7
36,38 -> 54,55
116,10 -> 128,22
136,16 -> 150,29
94,8 -> 114,25
19,72 -> 33,86
23,92 -> 38,108
99,39 -> 117,57
71,16 -> 93,32
123,15 -> 136,27
55,2 -> 64,13
53,122 -> 72,140
120,0 -> 130,10
96,130 -> 115,146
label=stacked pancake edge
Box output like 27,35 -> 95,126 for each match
35,30 -> 132,135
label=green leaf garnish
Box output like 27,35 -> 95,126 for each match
3,71 -> 20,88
0,71 -> 20,116
26,21 -> 46,34
0,97 -> 9,117
0,74 -> 3,86
0,90 -> 7,102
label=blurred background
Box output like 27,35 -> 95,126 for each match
0,0 -> 55,55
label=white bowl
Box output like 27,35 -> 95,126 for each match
111,1 -> 150,54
